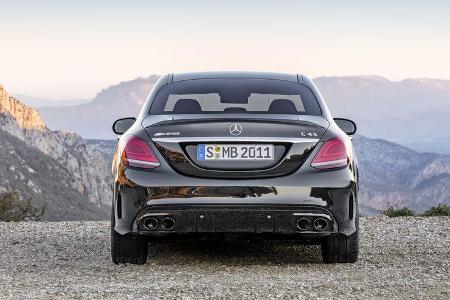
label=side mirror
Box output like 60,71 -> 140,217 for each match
334,118 -> 357,135
112,117 -> 136,135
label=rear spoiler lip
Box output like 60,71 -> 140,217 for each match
141,114 -> 330,129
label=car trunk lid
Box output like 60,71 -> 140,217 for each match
143,115 -> 328,179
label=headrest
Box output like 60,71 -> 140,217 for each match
268,99 -> 298,114
224,107 -> 247,113
173,99 -> 202,114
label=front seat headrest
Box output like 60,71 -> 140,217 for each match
224,107 -> 247,113
268,99 -> 298,114
173,99 -> 202,114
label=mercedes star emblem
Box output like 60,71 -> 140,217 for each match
229,123 -> 243,136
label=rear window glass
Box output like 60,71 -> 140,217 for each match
149,79 -> 322,115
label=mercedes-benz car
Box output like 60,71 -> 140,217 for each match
111,72 -> 359,264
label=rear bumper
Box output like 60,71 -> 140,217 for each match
113,184 -> 358,238
133,205 -> 337,238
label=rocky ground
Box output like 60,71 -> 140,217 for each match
0,217 -> 449,299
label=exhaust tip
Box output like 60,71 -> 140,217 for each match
296,218 -> 311,231
160,217 -> 176,231
143,217 -> 159,230
313,218 -> 328,231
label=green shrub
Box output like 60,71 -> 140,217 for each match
382,205 -> 415,217
423,204 -> 450,217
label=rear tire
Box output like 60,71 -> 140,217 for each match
111,206 -> 148,265
321,231 -> 359,263
321,214 -> 359,263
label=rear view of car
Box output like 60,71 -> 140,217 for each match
111,72 -> 359,265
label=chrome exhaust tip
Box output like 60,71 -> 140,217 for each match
143,217 -> 159,230
313,218 -> 328,231
160,217 -> 176,231
296,218 -> 311,231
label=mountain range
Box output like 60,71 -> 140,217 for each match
353,135 -> 450,214
2,75 -> 449,220
38,75 -> 160,140
315,76 -> 450,154
37,75 -> 450,154
0,85 -> 110,221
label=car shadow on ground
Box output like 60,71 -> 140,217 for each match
148,238 -> 323,265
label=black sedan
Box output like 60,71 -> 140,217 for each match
111,72 -> 359,264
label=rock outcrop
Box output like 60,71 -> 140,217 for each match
0,85 -> 111,220
0,84 -> 45,130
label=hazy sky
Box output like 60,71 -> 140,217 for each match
1,0 -> 449,99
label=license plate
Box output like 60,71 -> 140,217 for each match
197,144 -> 274,161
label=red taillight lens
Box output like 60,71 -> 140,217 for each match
311,138 -> 349,169
121,136 -> 160,169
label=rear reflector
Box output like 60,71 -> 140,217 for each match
311,138 -> 349,169
121,136 -> 160,169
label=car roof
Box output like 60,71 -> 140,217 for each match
172,71 -> 306,83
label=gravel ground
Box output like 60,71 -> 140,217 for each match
0,217 -> 449,299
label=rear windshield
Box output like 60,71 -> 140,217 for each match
149,78 -> 322,115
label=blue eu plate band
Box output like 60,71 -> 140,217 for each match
197,144 -> 205,160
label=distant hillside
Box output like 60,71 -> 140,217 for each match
0,129 -> 108,220
39,76 -> 160,139
38,75 -> 450,154
0,85 -> 110,221
314,76 -> 450,154
354,135 -> 450,214
86,139 -> 117,162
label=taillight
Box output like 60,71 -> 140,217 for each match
121,136 -> 160,169
311,138 -> 349,169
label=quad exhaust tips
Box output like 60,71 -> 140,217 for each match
142,214 -> 329,232
142,217 -> 176,231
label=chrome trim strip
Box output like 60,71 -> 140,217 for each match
140,213 -> 172,217
292,213 -> 332,220
152,137 -> 320,144
127,159 -> 160,167
310,158 -> 347,167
